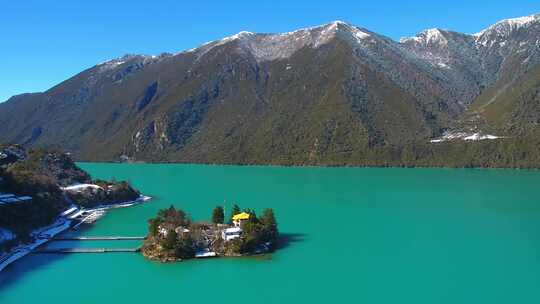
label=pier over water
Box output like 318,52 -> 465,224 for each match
33,235 -> 147,254
53,236 -> 146,241
33,247 -> 141,254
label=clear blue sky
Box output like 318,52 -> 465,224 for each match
1,0 -> 539,102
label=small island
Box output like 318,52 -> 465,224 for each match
141,205 -> 279,262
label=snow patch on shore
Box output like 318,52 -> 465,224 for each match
61,183 -> 103,191
84,195 -> 152,211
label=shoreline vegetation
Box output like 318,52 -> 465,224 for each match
0,144 -> 151,272
5,133 -> 540,170
142,205 -> 278,262
79,159 -> 540,171
56,129 -> 540,170
74,132 -> 540,170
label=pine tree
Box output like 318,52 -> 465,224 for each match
232,204 -> 241,215
175,235 -> 195,259
228,204 -> 241,224
244,208 -> 259,224
261,208 -> 278,241
212,206 -> 225,224
162,229 -> 178,250
157,205 -> 188,227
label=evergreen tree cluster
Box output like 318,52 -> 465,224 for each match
148,205 -> 191,237
161,229 -> 195,259
228,206 -> 279,254
146,205 -> 195,259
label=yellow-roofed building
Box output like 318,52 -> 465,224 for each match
232,212 -> 250,227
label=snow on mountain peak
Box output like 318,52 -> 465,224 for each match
228,31 -> 255,40
95,54 -> 166,73
424,28 -> 445,41
327,20 -> 348,27
398,28 -> 459,71
211,30 -> 255,46
319,20 -> 373,44
502,14 -> 538,27
188,20 -> 374,62
474,13 -> 540,38
400,28 -> 447,45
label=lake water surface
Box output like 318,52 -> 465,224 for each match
1,164 -> 539,303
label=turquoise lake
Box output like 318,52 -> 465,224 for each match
1,164 -> 540,303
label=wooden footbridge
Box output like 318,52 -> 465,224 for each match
34,247 -> 141,254
32,235 -> 146,254
53,236 -> 146,241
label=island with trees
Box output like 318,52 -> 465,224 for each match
141,205 -> 279,262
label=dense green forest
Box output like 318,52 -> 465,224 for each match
304,131 -> 540,168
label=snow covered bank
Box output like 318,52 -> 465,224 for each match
61,183 -> 103,192
70,195 -> 152,228
82,195 -> 152,211
0,195 -> 152,272
195,251 -> 217,258
0,218 -> 72,272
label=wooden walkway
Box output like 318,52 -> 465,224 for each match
32,235 -> 146,254
34,247 -> 141,254
53,236 -> 146,241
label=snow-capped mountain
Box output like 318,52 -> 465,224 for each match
185,21 -> 378,62
475,14 -> 540,44
0,13 -> 539,167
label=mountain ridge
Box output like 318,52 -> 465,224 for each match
1,13 -> 539,167
87,13 -> 540,73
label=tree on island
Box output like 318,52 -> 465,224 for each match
212,206 -> 225,224
147,206 -> 190,238
174,235 -> 195,259
228,204 -> 241,224
229,208 -> 279,253
159,205 -> 190,227
159,228 -> 195,259
162,229 -> 178,250
243,208 -> 259,223
261,208 -> 279,243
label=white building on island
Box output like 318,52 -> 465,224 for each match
222,227 -> 242,241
